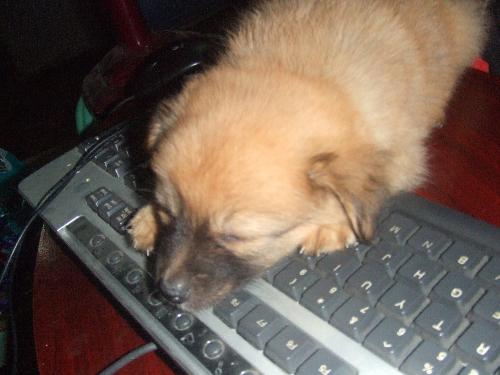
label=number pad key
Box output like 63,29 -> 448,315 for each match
433,273 -> 484,314
264,326 -> 317,373
364,317 -> 422,366
401,341 -> 459,375
330,297 -> 383,342
273,261 -> 320,300
300,277 -> 349,320
441,241 -> 489,278
237,305 -> 286,350
297,349 -> 357,375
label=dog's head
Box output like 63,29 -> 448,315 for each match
146,68 -> 389,309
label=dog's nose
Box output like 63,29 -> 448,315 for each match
160,278 -> 190,304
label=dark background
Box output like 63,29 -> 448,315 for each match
0,0 -> 498,163
0,0 -> 243,162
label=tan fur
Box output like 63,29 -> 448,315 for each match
129,204 -> 159,251
130,0 -> 487,308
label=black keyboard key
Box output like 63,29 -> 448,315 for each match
398,255 -> 447,294
433,273 -> 484,314
299,252 -> 325,270
273,260 -> 320,300
330,297 -> 383,342
121,268 -> 149,295
366,242 -> 412,277
364,317 -> 422,366
170,311 -> 195,332
103,250 -> 130,275
455,321 -> 500,373
263,257 -> 292,283
85,187 -> 113,211
345,264 -> 393,306
458,366 -> 489,375
78,135 -> 101,152
378,282 -> 429,325
109,205 -> 136,234
237,305 -> 286,349
377,213 -> 419,244
264,326 -> 317,373
441,241 -> 489,278
296,349 -> 357,375
143,290 -> 170,318
477,257 -> 500,288
316,251 -> 361,285
123,165 -> 152,192
213,290 -> 258,328
107,156 -> 131,178
300,277 -> 349,320
408,226 -> 452,260
401,341 -> 460,375
415,302 -> 469,348
111,133 -> 126,151
97,195 -> 126,223
347,241 -> 371,261
94,147 -> 119,169
472,292 -> 500,326
67,217 -> 115,258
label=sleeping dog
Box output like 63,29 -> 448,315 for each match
129,0 -> 488,309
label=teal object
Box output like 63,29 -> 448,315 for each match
75,96 -> 95,135
0,149 -> 23,200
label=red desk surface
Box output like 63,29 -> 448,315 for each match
33,69 -> 499,374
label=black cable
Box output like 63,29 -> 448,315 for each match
2,123 -> 128,375
0,116 -> 130,289
98,342 -> 158,375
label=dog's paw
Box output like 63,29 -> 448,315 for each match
128,205 -> 158,254
300,224 -> 357,256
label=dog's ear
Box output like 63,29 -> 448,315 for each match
307,149 -> 389,241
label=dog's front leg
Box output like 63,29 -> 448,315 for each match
129,204 -> 158,254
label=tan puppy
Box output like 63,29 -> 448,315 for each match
130,0 -> 488,309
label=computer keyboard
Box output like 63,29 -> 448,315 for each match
19,121 -> 500,375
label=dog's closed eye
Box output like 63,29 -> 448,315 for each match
216,233 -> 246,244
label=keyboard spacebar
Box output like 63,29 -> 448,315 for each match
246,279 -> 402,375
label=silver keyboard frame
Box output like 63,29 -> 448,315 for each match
19,146 -> 500,375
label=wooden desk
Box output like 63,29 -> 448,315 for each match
31,69 -> 499,374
